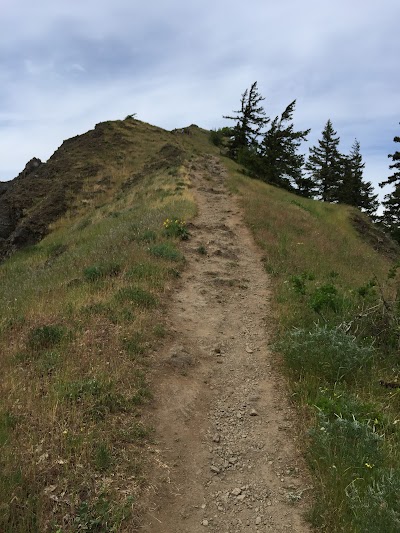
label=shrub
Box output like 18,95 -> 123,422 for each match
149,242 -> 182,261
289,271 -> 316,295
197,245 -> 207,255
27,325 -> 66,350
290,275 -> 307,295
347,469 -> 400,532
209,127 -> 232,147
310,414 -> 383,476
310,284 -> 342,313
357,278 -> 377,299
163,218 -> 189,240
309,413 -> 384,529
279,325 -> 375,383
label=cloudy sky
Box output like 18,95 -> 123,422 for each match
1,0 -> 399,203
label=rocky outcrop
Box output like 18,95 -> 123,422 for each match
17,157 -> 43,180
0,158 -> 43,241
0,119 -> 187,261
0,181 -> 10,196
0,128 -> 102,259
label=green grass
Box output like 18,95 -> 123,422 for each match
278,325 -> 375,384
27,324 -> 67,350
0,119 -> 197,532
226,165 -> 400,532
149,242 -> 183,261
5,116 -> 396,531
83,262 -> 121,281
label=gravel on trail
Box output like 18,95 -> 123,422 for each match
140,156 -> 311,532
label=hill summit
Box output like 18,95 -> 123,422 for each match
0,119 -> 196,260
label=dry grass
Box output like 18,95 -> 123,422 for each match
224,165 -> 400,531
0,120 -> 196,532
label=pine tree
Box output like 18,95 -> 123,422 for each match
223,82 -> 269,160
337,139 -> 378,216
306,120 -> 343,202
380,125 -> 400,241
381,185 -> 400,243
380,124 -> 400,188
360,179 -> 379,218
258,100 -> 312,193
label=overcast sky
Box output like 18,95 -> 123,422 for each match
1,0 -> 399,203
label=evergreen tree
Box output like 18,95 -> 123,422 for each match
381,185 -> 400,243
258,100 -> 312,193
295,174 -> 318,198
306,120 -> 343,202
379,124 -> 400,188
223,82 -> 269,159
380,125 -> 400,241
359,179 -> 379,218
337,139 -> 378,216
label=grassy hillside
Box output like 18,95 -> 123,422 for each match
2,118 -> 399,532
225,164 -> 400,532
0,119 -> 197,531
0,119 -> 190,259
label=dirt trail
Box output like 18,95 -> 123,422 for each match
141,156 -> 311,532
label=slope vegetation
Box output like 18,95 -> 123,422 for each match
0,119 -> 187,259
1,119 -> 399,532
226,165 -> 400,532
0,119 -> 197,531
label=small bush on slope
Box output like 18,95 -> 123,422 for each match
279,325 -> 374,384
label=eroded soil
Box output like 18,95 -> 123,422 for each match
141,156 -> 311,532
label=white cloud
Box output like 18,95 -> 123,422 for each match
1,0 -> 399,207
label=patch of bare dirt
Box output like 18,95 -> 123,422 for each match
140,156 -> 311,532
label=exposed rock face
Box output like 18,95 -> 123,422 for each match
18,157 -> 43,179
0,119 -> 188,261
0,182 -> 10,196
0,200 -> 20,240
0,123 -> 111,260
0,158 -> 43,240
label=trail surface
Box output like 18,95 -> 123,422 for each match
141,156 -> 311,532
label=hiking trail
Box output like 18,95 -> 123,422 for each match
141,155 -> 311,532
